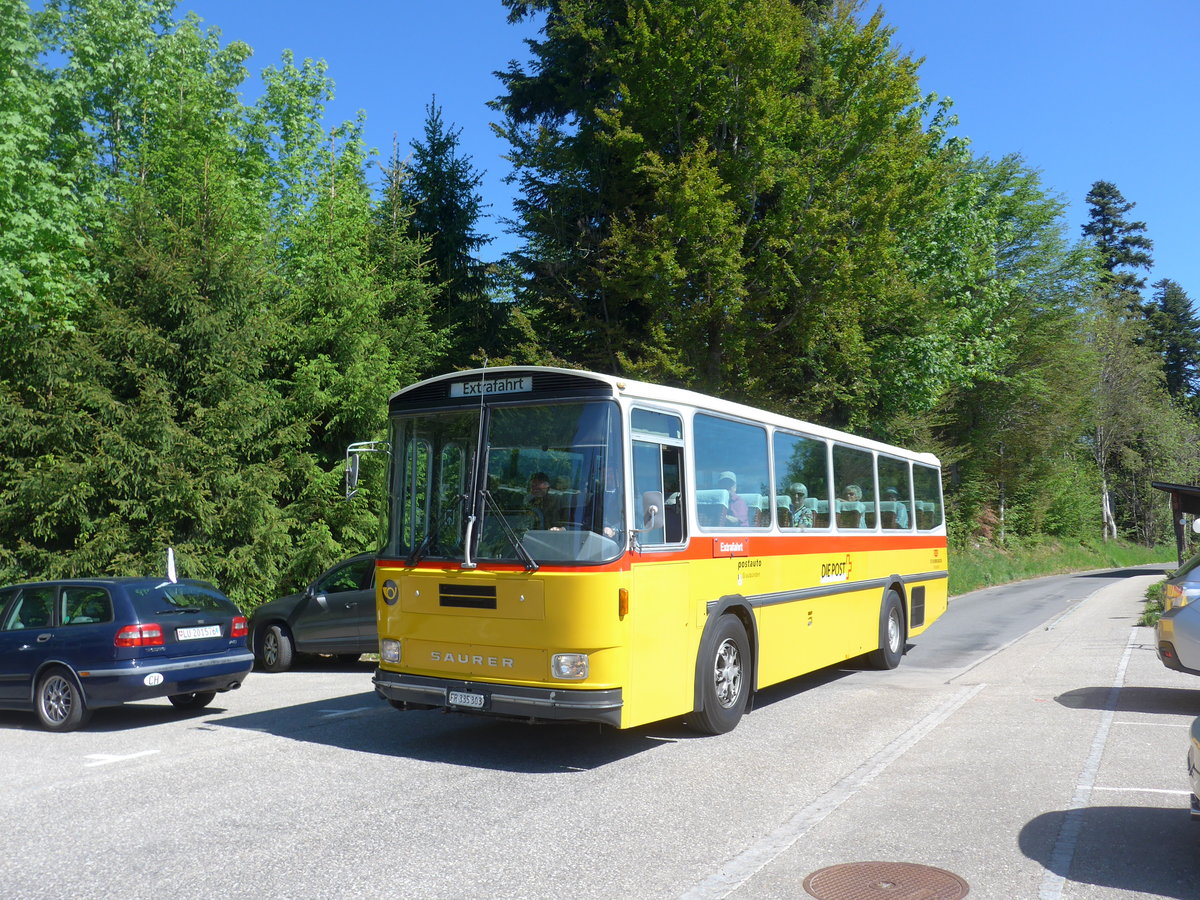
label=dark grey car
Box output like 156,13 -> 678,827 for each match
248,554 -> 377,672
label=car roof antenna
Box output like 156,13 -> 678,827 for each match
166,547 -> 178,584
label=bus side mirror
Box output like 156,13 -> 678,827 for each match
344,441 -> 390,501
641,491 -> 665,531
345,453 -> 360,500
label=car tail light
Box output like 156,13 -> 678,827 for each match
231,616 -> 248,638
115,623 -> 164,647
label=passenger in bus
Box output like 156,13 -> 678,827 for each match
884,486 -> 909,528
841,483 -> 866,528
525,472 -> 562,529
718,471 -> 749,526
788,483 -> 813,528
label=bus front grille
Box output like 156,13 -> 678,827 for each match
440,584 -> 498,609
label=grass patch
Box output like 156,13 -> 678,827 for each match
1139,579 -> 1168,626
949,538 -> 1172,597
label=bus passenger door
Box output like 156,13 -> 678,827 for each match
626,432 -> 693,727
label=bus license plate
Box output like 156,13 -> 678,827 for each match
448,690 -> 485,709
177,625 -> 222,640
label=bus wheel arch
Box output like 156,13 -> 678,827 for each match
868,584 -> 907,670
689,598 -> 757,735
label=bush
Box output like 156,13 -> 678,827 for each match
1139,580 -> 1166,626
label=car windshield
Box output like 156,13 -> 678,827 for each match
388,401 -> 625,565
128,583 -> 235,616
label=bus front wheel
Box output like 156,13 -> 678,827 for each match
690,615 -> 750,735
868,590 -> 905,670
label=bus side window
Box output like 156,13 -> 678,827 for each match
877,456 -> 913,530
773,431 -> 830,531
831,444 -> 876,529
631,409 -> 687,546
694,414 -> 770,530
913,464 -> 944,530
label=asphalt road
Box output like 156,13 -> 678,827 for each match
3,563 -> 1199,900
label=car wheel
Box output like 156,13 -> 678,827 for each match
35,668 -> 92,732
689,615 -> 750,735
261,624 -> 294,673
168,691 -> 216,709
868,590 -> 906,670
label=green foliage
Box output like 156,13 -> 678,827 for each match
1081,179 -> 1154,310
496,0 -> 990,429
948,537 -> 1171,597
1146,278 -> 1200,405
4,0 -> 1199,605
401,99 -> 506,360
0,0 -> 94,334
1139,578 -> 1166,626
0,0 -> 442,606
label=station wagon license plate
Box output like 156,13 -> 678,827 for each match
177,624 -> 222,640
448,690 -> 485,710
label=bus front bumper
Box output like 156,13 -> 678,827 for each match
373,669 -> 623,727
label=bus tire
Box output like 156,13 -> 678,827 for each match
690,615 -> 750,735
868,589 -> 905,670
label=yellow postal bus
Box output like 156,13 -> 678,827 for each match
359,367 -> 948,733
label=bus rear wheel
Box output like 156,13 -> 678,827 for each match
690,615 -> 749,735
868,590 -> 905,670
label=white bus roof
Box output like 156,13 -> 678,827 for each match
392,366 -> 941,467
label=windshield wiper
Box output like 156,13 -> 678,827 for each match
481,489 -> 539,572
156,606 -> 202,614
407,494 -> 467,567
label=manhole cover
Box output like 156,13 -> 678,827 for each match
803,861 -> 969,900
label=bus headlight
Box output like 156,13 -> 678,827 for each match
381,639 -> 401,663
552,653 -> 589,680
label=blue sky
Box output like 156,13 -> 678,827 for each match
182,0 -> 1199,301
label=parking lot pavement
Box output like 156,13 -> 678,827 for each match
723,573 -> 1200,900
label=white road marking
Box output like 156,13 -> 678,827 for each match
1090,786 -> 1191,796
1038,629 -> 1136,900
84,750 -> 159,767
680,683 -> 986,900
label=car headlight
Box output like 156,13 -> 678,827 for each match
551,653 -> 589,680
381,639 -> 401,663
1180,588 -> 1200,608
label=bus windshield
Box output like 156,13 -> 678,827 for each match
388,400 -> 625,566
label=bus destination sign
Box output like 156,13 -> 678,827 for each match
449,376 -> 533,398
712,538 -> 749,558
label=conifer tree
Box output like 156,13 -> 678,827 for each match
1081,180 -> 1154,313
495,0 -> 1007,431
1146,278 -> 1200,406
400,99 -> 500,360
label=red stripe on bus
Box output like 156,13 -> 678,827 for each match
375,533 -> 946,575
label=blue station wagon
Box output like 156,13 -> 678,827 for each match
0,577 -> 254,731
